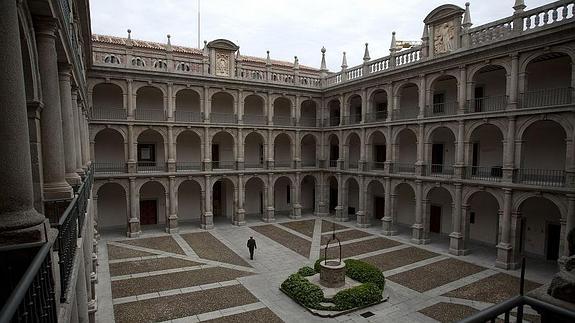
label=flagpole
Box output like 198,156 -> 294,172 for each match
197,0 -> 201,48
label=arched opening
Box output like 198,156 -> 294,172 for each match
245,177 -> 265,221
369,90 -> 388,122
300,175 -> 316,215
427,127 -> 456,176
212,178 -> 234,222
274,177 -> 293,218
244,132 -> 264,169
97,183 -> 127,232
139,181 -> 166,228
328,99 -> 341,126
367,131 -> 387,170
273,97 -> 292,125
94,128 -> 125,173
176,131 -> 202,171
524,53 -> 572,108
426,187 -> 453,238
300,100 -> 317,127
346,133 -> 361,169
395,183 -> 416,233
136,86 -> 164,120
466,191 -> 499,258
136,129 -> 166,172
328,176 -> 338,215
175,89 -> 201,122
366,180 -> 385,225
518,120 -> 566,186
467,124 -> 503,181
345,178 -> 359,221
471,65 -> 507,112
243,94 -> 265,125
301,135 -> 317,167
211,132 -> 235,169
394,129 -> 417,173
274,133 -> 292,168
347,95 -> 362,124
177,180 -> 202,225
429,75 -> 458,116
92,83 -> 125,119
211,92 -> 235,123
396,83 -> 419,120
519,197 -> 562,262
328,134 -> 339,168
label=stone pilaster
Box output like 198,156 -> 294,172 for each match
496,188 -> 516,269
166,176 -> 178,233
449,184 -> 467,255
59,65 -> 81,185
202,175 -> 214,229
71,89 -> 85,176
128,177 -> 141,237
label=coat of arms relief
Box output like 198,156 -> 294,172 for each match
434,20 -> 455,54
215,52 -> 230,76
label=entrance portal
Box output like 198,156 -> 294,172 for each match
140,200 -> 158,225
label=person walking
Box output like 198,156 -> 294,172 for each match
247,236 -> 257,260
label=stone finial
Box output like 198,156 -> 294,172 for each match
363,43 -> 370,62
513,0 -> 526,14
462,2 -> 472,28
167,34 -> 171,45
294,56 -> 299,69
203,40 -> 208,55
166,34 -> 172,51
266,50 -> 271,66
390,31 -> 397,53
341,51 -> 348,70
320,47 -> 327,71
236,48 -> 241,60
127,29 -> 132,40
422,25 -> 429,40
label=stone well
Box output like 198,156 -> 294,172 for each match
319,259 -> 346,288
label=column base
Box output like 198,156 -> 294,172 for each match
411,224 -> 429,244
0,217 -> 49,245
293,204 -> 302,218
65,172 -> 82,186
496,243 -> 518,270
202,212 -> 214,229
233,220 -> 247,226
234,209 -> 246,225
355,211 -> 370,228
76,167 -> 86,177
264,207 -> 275,222
127,217 -> 141,237
449,232 -> 468,255
43,181 -> 73,200
166,214 -> 178,233
127,161 -> 137,173
381,217 -> 397,236
167,161 -> 176,172
334,206 -> 348,222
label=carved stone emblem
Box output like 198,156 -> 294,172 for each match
215,52 -> 230,76
434,21 -> 455,54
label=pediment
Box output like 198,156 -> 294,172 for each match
424,4 -> 464,24
207,39 -> 239,52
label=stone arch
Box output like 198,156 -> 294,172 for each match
467,62 -> 511,84
426,70 -> 460,92
93,127 -> 126,165
516,114 -> 572,140
273,175 -> 295,217
464,119 -> 506,142
513,192 -> 567,220
175,177 -> 204,193
273,132 -> 293,167
300,133 -> 318,167
424,123 -> 458,143
211,177 -> 236,221
211,91 -> 235,115
425,185 -> 454,236
462,187 -> 503,209
244,176 -> 266,218
244,131 -> 266,167
176,130 -> 203,168
519,49 -> 575,75
392,126 -> 418,145
18,5 -> 42,102
211,131 -> 236,167
91,125 -> 127,143
96,182 -> 129,230
177,179 -> 203,224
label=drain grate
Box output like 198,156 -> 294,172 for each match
360,311 -> 375,318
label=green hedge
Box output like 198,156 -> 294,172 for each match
333,283 -> 383,310
314,257 -> 325,273
344,259 -> 385,290
298,266 -> 316,277
280,274 -> 325,309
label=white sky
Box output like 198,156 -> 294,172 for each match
90,0 -> 551,71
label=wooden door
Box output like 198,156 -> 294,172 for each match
140,200 -> 157,225
546,223 -> 561,261
374,196 -> 385,220
430,205 -> 441,233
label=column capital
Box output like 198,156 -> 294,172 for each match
33,17 -> 59,37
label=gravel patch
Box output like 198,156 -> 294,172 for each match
362,247 -> 439,271
324,237 -> 402,259
251,225 -> 311,257
321,220 -> 347,233
320,229 -> 372,245
388,258 -> 485,292
205,308 -> 284,323
418,302 -> 484,323
443,272 -> 542,304
111,267 -> 252,298
180,232 -> 250,267
278,219 -> 315,237
113,284 -> 258,323
107,244 -> 155,260
109,257 -> 201,277
119,236 -> 185,255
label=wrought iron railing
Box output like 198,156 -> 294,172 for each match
522,87 -> 572,108
427,102 -> 457,117
210,113 -> 237,124
348,161 -> 359,169
514,168 -> 565,187
368,162 -> 386,171
342,114 -> 362,125
299,117 -> 318,127
329,160 -> 338,168
135,109 -> 165,121
426,164 -> 455,177
212,160 -> 236,170
465,166 -> 503,182
91,108 -> 126,120
273,115 -> 294,126
301,160 -> 317,167
176,162 -> 202,171
393,108 -> 418,120
467,95 -> 507,113
244,161 -> 264,169
137,162 -> 166,172
243,114 -> 267,125
364,111 -> 388,123
391,162 -> 416,174
94,161 -> 126,174
274,160 -> 293,168
174,110 -> 202,122
325,118 -> 340,127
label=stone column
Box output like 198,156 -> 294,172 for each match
267,94 -> 274,125
203,86 -> 211,123
412,180 -> 427,244
356,175 -> 368,228
361,88 -> 367,124
166,176 -> 178,233
449,183 -> 466,255
386,85 -> 393,122
267,129 -> 274,169
75,247 -> 89,323
385,127 -> 392,173
335,173 -> 344,221
294,130 -> 301,169
71,90 -> 84,176
496,188 -> 515,269
202,175 -> 214,229
455,120 -> 465,178
237,128 -> 244,170
339,94 -> 345,125
458,65 -> 467,114
382,177 -> 396,235
128,177 -> 141,237
508,53 -> 519,109
81,109 -> 91,167
359,128 -> 366,171
167,126 -> 175,172
36,18 -> 73,199
127,125 -> 136,172
0,0 -> 46,244
235,174 -> 246,225
203,127 -> 211,171
59,66 -> 81,185
293,172 -> 302,219
167,83 -> 174,121
416,124 -> 425,175
561,194 -> 575,264
127,79 -> 134,120
418,74 -> 426,118
237,90 -> 244,124
503,116 -> 516,182
265,173 -> 275,222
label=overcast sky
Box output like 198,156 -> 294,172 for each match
90,0 -> 551,71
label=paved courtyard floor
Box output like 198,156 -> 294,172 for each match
96,216 -> 554,322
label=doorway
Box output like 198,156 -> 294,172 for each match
432,143 -> 444,173
140,200 -> 158,225
374,196 -> 385,220
430,205 -> 441,233
546,223 -> 560,261
212,144 -> 220,167
213,181 -> 222,217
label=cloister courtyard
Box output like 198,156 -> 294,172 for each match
95,215 -> 551,323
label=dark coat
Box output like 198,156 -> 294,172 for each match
247,238 -> 257,249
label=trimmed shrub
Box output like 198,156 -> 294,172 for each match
298,266 -> 316,277
344,259 -> 385,290
314,257 -> 325,273
281,274 -> 325,309
333,283 -> 383,310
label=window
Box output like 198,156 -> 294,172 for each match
470,212 -> 476,224
176,62 -> 190,72
131,57 -> 146,67
153,60 -> 167,69
137,144 -> 155,162
104,54 -> 120,64
433,93 -> 445,113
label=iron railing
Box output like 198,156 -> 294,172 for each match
467,95 -> 507,113
54,195 -> 79,302
391,162 -> 416,174
514,168 -> 565,187
135,109 -> 165,121
393,108 -> 418,120
342,114 -> 362,125
329,160 -> 338,168
522,87 -> 572,108
137,162 -> 166,172
301,160 -> 317,167
465,166 -> 503,182
91,108 -> 126,120
426,164 -> 455,177
368,162 -> 386,171
174,110 -> 202,122
299,117 -> 318,127
244,162 -> 264,169
212,160 -> 236,170
243,114 -> 267,125
210,113 -> 237,124
427,101 -> 457,117
348,161 -> 359,169
274,160 -> 293,168
176,162 -> 202,171
273,115 -> 294,126
364,111 -> 388,123
93,161 -> 126,174
325,118 -> 340,127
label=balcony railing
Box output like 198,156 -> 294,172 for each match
391,162 -> 416,174
137,162 -> 166,172
175,110 -> 202,122
244,161 -> 264,169
348,161 -> 359,169
136,109 -> 165,121
329,160 -> 338,168
467,95 -> 507,113
325,118 -> 340,127
522,87 -> 572,108
301,160 -> 317,167
94,161 -> 126,174
92,108 -> 126,120
243,114 -> 267,125
274,160 -> 293,168
465,166 -> 503,182
425,164 -> 455,177
212,160 -> 236,170
299,117 -> 318,127
514,168 -> 565,187
426,102 -> 457,117
364,111 -> 388,123
367,161 -> 386,171
210,113 -> 237,124
342,114 -> 362,125
176,162 -> 202,171
273,115 -> 294,126
393,108 -> 418,120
